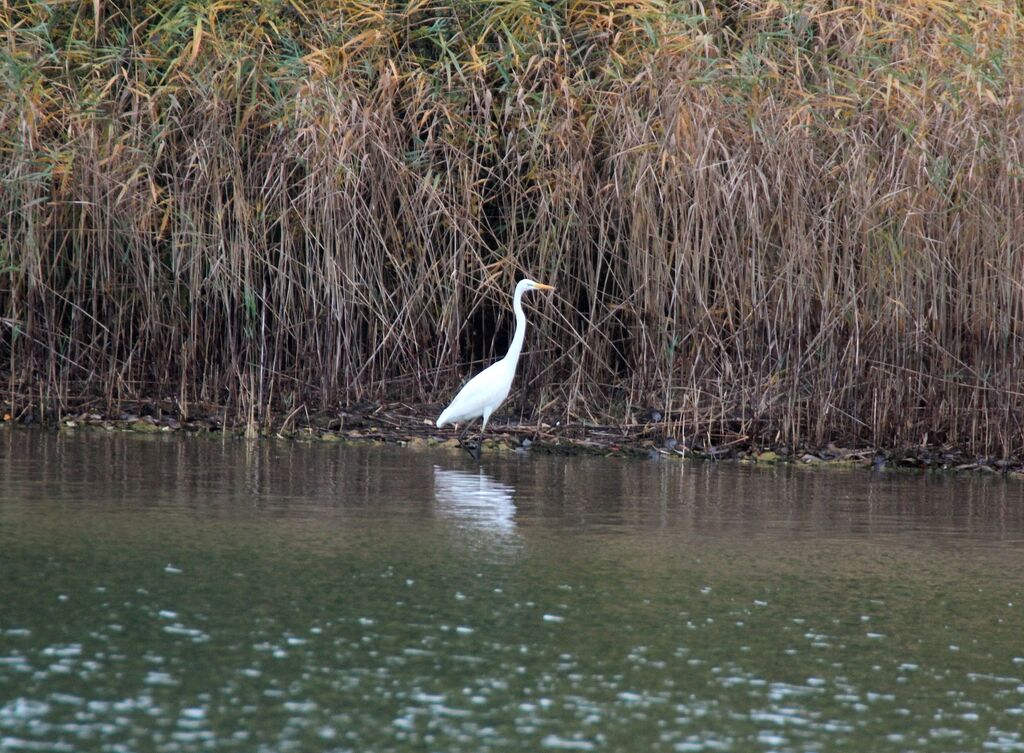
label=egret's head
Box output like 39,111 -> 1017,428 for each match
519,278 -> 556,293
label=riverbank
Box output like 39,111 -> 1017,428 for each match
5,398 -> 1022,478
5,1 -> 1024,464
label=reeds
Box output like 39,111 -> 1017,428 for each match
3,1 -> 1024,455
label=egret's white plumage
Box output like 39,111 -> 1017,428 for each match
436,279 -> 555,440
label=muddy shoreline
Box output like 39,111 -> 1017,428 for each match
4,398 -> 1023,479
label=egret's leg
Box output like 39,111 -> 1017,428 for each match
457,420 -> 478,458
468,424 -> 484,462
474,410 -> 493,463
475,427 -> 486,462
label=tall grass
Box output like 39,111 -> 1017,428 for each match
3,1 -> 1024,455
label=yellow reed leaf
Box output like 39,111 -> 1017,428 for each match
189,18 -> 203,66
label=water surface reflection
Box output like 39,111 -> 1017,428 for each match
432,464 -> 518,536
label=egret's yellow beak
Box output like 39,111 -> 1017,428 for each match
534,283 -> 556,292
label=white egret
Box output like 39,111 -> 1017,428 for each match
436,278 -> 555,457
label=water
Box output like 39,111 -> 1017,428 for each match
2,430 -> 1024,752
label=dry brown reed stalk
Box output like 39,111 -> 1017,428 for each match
2,1 -> 1024,457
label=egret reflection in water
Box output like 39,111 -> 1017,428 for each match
431,465 -> 517,535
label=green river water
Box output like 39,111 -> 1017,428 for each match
2,430 -> 1024,752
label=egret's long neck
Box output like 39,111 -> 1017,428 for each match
503,286 -> 527,365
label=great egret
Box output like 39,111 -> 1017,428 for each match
436,278 -> 555,457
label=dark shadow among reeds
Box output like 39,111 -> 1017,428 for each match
3,1 -> 1024,456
